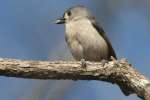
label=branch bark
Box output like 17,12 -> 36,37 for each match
0,58 -> 149,100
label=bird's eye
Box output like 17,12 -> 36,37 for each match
67,11 -> 71,16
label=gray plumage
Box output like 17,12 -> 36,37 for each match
55,5 -> 117,61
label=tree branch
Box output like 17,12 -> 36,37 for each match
0,58 -> 149,100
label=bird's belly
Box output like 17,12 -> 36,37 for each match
68,39 -> 108,61
68,40 -> 84,60
83,42 -> 108,61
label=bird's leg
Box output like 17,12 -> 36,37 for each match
80,59 -> 87,68
101,56 -> 117,66
101,59 -> 108,66
110,56 -> 117,61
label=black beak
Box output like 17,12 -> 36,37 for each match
54,17 -> 65,24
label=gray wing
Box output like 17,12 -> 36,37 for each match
91,19 -> 117,59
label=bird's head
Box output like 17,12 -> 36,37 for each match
54,5 -> 94,24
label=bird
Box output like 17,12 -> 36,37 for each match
54,5 -> 117,62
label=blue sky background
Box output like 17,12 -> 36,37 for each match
0,0 -> 149,100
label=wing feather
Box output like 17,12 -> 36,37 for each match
91,19 -> 117,59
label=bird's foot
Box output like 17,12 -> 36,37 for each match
101,59 -> 108,66
110,56 -> 117,61
80,59 -> 87,68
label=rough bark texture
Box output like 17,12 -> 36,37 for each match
0,58 -> 149,100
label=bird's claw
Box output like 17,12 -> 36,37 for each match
80,59 -> 87,68
110,56 -> 117,61
101,59 -> 108,66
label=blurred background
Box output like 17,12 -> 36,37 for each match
0,0 -> 149,100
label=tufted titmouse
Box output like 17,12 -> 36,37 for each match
54,5 -> 117,61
